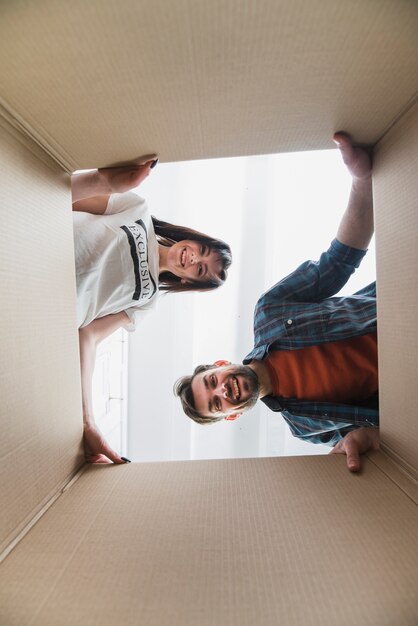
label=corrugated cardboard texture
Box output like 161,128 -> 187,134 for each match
368,450 -> 418,504
0,0 -> 417,170
373,100 -> 418,480
0,458 -> 417,626
0,120 -> 84,557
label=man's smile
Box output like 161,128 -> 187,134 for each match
190,364 -> 261,418
226,376 -> 241,403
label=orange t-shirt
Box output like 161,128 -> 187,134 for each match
264,333 -> 378,404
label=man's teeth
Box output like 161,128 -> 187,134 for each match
232,377 -> 240,400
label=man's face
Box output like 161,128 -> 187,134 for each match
191,364 -> 260,418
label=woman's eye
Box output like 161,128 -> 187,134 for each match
210,375 -> 216,387
201,245 -> 208,256
198,264 -> 203,276
215,399 -> 221,412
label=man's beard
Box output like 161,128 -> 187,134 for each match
226,365 -> 260,411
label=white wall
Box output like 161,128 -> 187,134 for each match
127,148 -> 376,461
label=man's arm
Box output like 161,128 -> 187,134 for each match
79,312 -> 131,463
334,132 -> 373,250
258,133 -> 373,307
329,427 -> 380,472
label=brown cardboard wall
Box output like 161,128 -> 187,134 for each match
0,0 -> 417,169
0,120 -> 83,557
1,3 -> 418,624
0,458 -> 417,626
373,100 -> 418,479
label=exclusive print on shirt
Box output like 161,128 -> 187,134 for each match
73,191 -> 159,329
120,218 -> 157,302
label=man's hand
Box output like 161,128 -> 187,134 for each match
83,422 -> 127,464
329,427 -> 379,472
98,156 -> 158,194
333,132 -> 372,181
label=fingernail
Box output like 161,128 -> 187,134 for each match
150,159 -> 159,169
121,457 -> 131,463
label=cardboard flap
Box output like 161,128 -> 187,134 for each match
0,120 -> 84,557
0,0 -> 417,170
0,458 -> 417,626
373,100 -> 418,480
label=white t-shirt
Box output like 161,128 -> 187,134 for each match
73,192 -> 159,330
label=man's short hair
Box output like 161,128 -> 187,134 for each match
174,364 -> 224,424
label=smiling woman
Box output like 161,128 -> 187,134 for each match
162,241 -> 224,284
71,160 -> 232,464
153,219 -> 231,292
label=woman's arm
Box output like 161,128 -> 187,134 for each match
72,194 -> 111,214
79,311 -> 131,463
71,157 -> 158,211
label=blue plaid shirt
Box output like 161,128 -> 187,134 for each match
243,239 -> 379,447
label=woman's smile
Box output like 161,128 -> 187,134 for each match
161,240 -> 224,283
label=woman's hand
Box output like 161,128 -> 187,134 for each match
71,155 -> 158,203
79,314 -> 132,465
83,422 -> 127,464
98,156 -> 158,194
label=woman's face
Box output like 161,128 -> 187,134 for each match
165,240 -> 224,284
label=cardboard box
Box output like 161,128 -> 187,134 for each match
0,2 -> 417,624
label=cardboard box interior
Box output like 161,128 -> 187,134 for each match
1,457 -> 417,626
0,120 -> 84,559
1,0 -> 418,168
373,102 -> 418,480
0,1 -> 417,624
